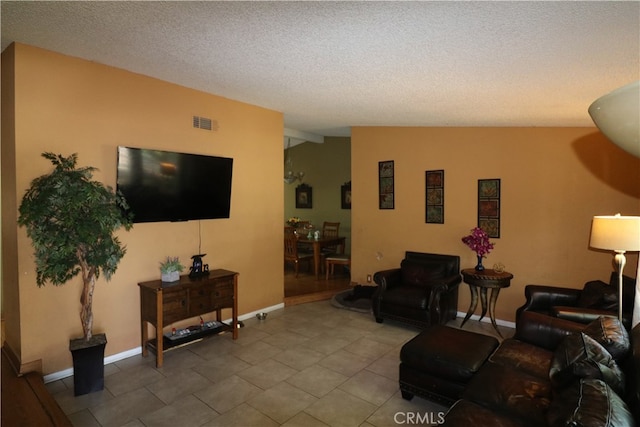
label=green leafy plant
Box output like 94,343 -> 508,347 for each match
159,257 -> 184,274
18,152 -> 133,342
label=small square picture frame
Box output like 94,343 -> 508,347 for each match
295,184 -> 312,209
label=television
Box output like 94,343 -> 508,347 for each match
116,146 -> 233,223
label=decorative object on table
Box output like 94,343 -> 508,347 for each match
461,227 -> 495,271
17,152 -> 133,396
341,181 -> 352,209
493,262 -> 505,274
589,213 -> 640,322
286,216 -> 302,227
284,138 -> 305,184
189,254 -> 209,278
378,160 -> 394,209
160,256 -> 184,283
425,169 -> 444,224
477,178 -> 501,238
295,183 -> 312,208
314,230 -> 320,240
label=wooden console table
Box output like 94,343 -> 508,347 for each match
138,269 -> 238,367
460,268 -> 513,337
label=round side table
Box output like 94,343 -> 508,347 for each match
460,268 -> 513,337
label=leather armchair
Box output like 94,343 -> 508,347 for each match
516,272 -> 635,330
372,252 -> 461,328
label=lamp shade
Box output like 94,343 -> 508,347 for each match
590,215 -> 640,252
588,81 -> 640,158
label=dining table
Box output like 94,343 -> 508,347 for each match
296,235 -> 346,279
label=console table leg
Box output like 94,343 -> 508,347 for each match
479,288 -> 488,321
489,288 -> 503,338
461,285 -> 479,327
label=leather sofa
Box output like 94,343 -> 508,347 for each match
516,273 -> 636,330
372,252 -> 461,328
441,312 -> 640,426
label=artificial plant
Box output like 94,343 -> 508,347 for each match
18,152 -> 133,342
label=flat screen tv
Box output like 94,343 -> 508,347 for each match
116,146 -> 233,223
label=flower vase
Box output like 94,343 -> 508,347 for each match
475,255 -> 485,271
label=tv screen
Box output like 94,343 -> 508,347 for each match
116,146 -> 233,223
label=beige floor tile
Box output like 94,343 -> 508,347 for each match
194,375 -> 263,414
281,411 -> 330,427
318,349 -> 373,377
104,364 -> 164,396
343,336 -> 393,359
89,387 -> 165,426
301,334 -> 352,355
138,394 -> 219,427
273,346 -> 326,371
232,340 -> 283,365
261,330 -> 310,349
366,390 -> 448,427
247,381 -> 318,424
201,402 -> 279,427
365,355 -> 400,381
338,370 -> 398,406
304,388 -> 377,427
236,358 -> 298,389
145,369 -> 212,404
286,365 -> 348,398
191,353 -> 251,383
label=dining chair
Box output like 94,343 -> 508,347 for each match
284,232 -> 314,277
325,254 -> 351,279
321,222 -> 341,256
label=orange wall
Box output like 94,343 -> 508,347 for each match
351,127 -> 640,322
3,44 -> 285,374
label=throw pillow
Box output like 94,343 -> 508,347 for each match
549,332 -> 625,396
583,316 -> 630,361
546,379 -> 634,427
577,280 -> 618,310
400,259 -> 445,286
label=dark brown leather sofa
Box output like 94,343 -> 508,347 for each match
516,273 -> 636,330
372,252 -> 461,328
442,312 -> 640,426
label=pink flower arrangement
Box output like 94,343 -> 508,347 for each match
461,227 -> 494,257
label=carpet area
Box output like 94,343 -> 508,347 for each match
331,286 -> 376,313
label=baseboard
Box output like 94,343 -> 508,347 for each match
455,311 -> 516,329
43,303 -> 286,384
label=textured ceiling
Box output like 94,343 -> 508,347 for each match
2,1 -> 639,141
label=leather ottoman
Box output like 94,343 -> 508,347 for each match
400,325 -> 499,405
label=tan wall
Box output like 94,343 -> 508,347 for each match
351,127 -> 640,322
284,137 -> 352,250
3,43 -> 285,374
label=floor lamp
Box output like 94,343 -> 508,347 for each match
589,214 -> 640,322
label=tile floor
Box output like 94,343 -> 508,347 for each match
47,300 -> 514,427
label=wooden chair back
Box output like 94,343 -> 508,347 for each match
322,222 -> 340,239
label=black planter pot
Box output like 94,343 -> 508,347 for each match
69,333 -> 107,396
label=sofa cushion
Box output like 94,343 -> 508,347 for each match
489,338 -> 553,379
383,286 -> 429,310
546,379 -> 634,427
462,361 -> 551,426
583,316 -> 630,361
549,333 -> 625,396
401,259 -> 446,286
577,280 -> 617,310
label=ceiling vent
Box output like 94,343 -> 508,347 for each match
193,115 -> 218,131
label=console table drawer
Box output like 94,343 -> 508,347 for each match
212,283 -> 234,299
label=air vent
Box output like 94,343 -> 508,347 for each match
193,115 -> 218,131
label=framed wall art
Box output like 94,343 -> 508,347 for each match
478,178 -> 500,238
425,169 -> 444,224
341,181 -> 351,209
378,160 -> 394,209
295,184 -> 313,209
